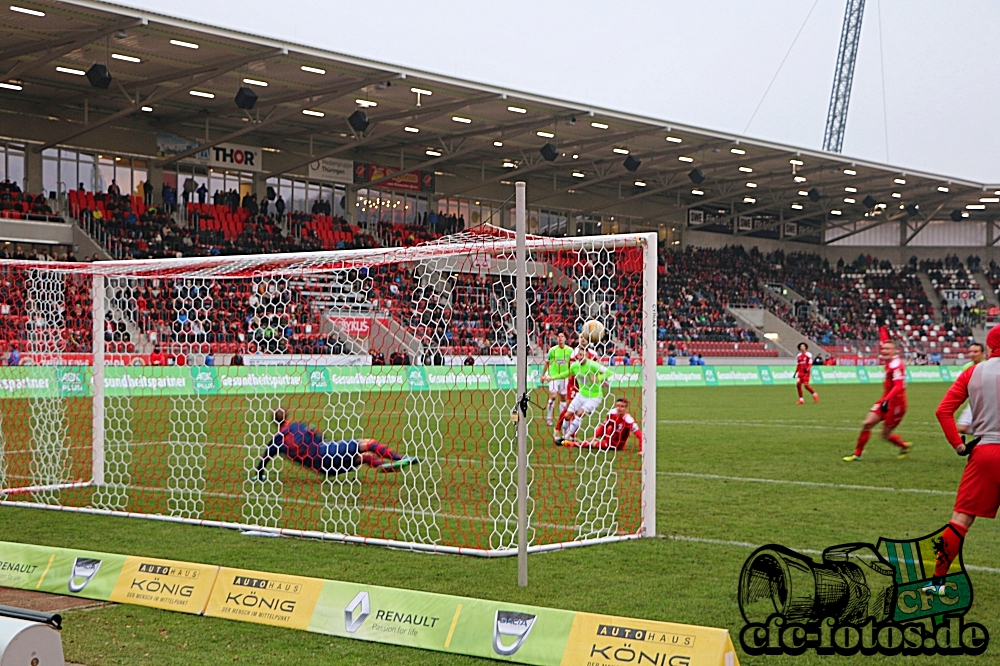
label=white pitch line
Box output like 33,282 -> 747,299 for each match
659,471 -> 953,496
657,418 -> 943,434
661,534 -> 1000,575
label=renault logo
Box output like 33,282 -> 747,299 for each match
345,591 -> 370,633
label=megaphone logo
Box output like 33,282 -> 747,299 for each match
737,526 -> 988,657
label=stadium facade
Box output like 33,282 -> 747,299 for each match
0,0 -> 998,262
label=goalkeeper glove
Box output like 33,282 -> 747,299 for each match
880,400 -> 889,414
959,436 -> 980,457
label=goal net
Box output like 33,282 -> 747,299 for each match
0,227 -> 656,556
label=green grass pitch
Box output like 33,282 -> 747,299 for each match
1,382 -> 997,665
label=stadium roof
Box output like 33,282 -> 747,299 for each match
2,0 -> 999,244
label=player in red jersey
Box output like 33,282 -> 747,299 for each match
795,342 -> 819,404
843,337 -> 912,461
928,327 -> 1000,596
563,397 -> 644,451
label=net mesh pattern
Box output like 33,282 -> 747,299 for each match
0,228 -> 651,553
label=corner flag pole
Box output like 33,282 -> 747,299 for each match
515,181 -> 528,587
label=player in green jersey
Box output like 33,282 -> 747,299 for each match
542,332 -> 573,426
558,356 -> 609,443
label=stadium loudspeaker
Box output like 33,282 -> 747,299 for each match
540,142 -> 559,162
234,86 -> 258,110
687,168 -> 705,184
85,63 -> 112,89
348,110 -> 370,133
905,203 -> 919,216
807,187 -> 822,202
951,209 -> 964,222
863,194 -> 878,209
623,155 -> 641,172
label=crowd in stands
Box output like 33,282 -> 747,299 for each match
71,183 -> 386,258
2,179 -> 993,363
1,180 -> 57,221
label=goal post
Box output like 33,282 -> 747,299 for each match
0,228 -> 657,556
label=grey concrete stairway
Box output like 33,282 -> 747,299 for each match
727,307 -> 814,357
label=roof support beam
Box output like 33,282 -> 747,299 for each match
156,72 -> 399,166
1,19 -> 143,80
361,116 -> 570,189
273,110 -> 573,179
446,128 -> 654,197
40,49 -> 282,150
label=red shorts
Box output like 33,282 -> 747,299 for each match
955,444 -> 1000,519
797,373 -> 811,384
870,399 -> 907,429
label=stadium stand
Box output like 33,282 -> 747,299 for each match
0,180 -> 60,222
0,188 -> 980,364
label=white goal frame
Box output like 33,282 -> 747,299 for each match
0,229 -> 657,557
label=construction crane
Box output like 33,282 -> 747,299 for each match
822,0 -> 866,152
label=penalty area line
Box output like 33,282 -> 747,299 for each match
660,534 -> 1000,575
658,471 -> 953,495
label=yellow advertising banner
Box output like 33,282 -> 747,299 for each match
560,612 -> 738,666
109,556 -> 219,615
0,541 -> 739,666
203,566 -> 325,631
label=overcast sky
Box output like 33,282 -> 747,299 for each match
116,0 -> 999,183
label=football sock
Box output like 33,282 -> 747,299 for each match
565,417 -> 582,438
933,522 -> 969,578
370,442 -> 402,460
546,398 -> 555,422
797,384 -> 803,399
854,429 -> 872,457
887,433 -> 907,448
805,384 -> 816,396
555,407 -> 568,431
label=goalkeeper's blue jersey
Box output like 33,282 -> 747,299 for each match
268,422 -> 359,473
273,422 -> 322,460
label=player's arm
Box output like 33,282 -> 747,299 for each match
255,434 -> 283,479
595,361 -> 610,390
631,420 -> 644,453
936,366 -> 975,452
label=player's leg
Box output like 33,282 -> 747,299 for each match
546,385 -> 558,426
564,397 -> 599,440
844,409 -> 881,461
880,405 -> 911,457
558,384 -> 568,424
796,380 -> 804,404
881,422 -> 911,457
924,447 -> 1000,595
932,445 -> 1000,581
561,393 -> 585,439
929,512 -> 975,583
357,437 -> 403,462
804,382 -> 818,402
357,438 -> 417,471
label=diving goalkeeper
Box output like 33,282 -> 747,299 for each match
255,409 -> 417,479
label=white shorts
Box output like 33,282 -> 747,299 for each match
548,379 -> 568,395
568,393 -> 602,415
958,405 -> 973,428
